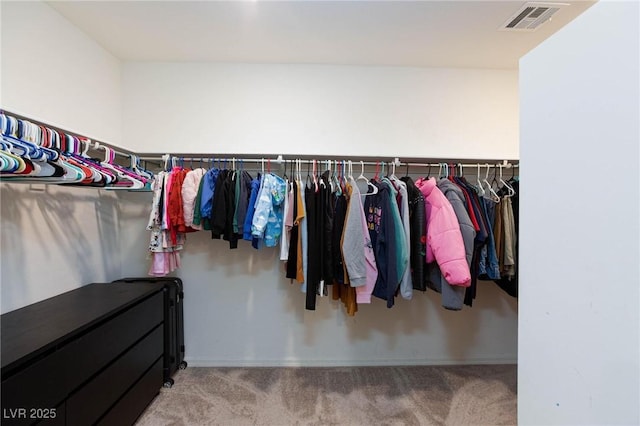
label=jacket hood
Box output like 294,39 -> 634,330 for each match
415,177 -> 437,197
437,178 -> 465,200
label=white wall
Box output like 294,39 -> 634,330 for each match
0,185 -> 124,313
0,1 -> 122,145
519,1 -> 639,425
0,1 -> 125,313
122,63 -> 519,159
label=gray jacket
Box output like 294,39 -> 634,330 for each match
426,179 -> 476,310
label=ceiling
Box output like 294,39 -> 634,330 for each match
47,0 -> 595,69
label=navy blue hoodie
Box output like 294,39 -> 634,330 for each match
363,181 -> 400,308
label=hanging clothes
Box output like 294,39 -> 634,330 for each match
199,167 -> 219,231
331,192 -> 348,285
415,177 -> 471,288
279,177 -> 292,261
477,196 -> 501,281
301,169 -> 337,310
364,180 -> 404,308
425,178 -> 476,310
449,176 -> 488,307
147,171 -> 184,277
388,176 -> 413,300
494,179 -> 519,297
401,176 -> 427,292
251,173 -> 286,247
346,176 -> 378,305
320,171 -> 335,288
298,179 -> 309,289
285,180 -> 299,280
182,168 -> 207,230
243,174 -> 261,241
235,170 -> 253,237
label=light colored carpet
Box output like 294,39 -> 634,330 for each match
136,365 -> 517,426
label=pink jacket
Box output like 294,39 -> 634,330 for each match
415,178 -> 471,287
181,168 -> 206,230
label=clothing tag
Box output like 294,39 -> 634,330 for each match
319,280 -> 325,297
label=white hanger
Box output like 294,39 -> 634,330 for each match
357,161 -> 378,195
483,163 -> 500,202
357,161 -> 367,181
440,163 -> 449,179
100,144 -> 144,189
312,159 -> 319,191
476,163 -> 485,196
499,164 -> 516,197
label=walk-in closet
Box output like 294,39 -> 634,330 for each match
1,1 -> 638,425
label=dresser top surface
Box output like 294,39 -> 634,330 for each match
1,282 -> 162,373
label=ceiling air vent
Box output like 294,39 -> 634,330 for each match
500,2 -> 569,32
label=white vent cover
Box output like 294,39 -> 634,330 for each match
500,2 -> 569,31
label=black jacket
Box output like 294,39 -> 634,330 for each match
401,177 -> 426,291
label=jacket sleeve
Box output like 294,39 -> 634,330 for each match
449,197 -> 476,267
428,193 -> 472,287
342,189 -> 367,287
243,182 -> 259,240
397,184 -> 413,299
182,172 -> 196,227
383,193 -> 399,307
200,172 -> 215,219
355,197 -> 378,303
252,176 -> 273,238
211,173 -> 228,238
192,174 -> 204,227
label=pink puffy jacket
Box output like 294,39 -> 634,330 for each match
415,178 -> 471,287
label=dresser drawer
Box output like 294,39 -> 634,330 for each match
66,325 -> 163,426
66,291 -> 163,393
97,357 -> 163,426
1,345 -> 76,426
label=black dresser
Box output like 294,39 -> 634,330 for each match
1,282 -> 164,425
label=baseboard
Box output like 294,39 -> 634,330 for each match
183,357 -> 517,368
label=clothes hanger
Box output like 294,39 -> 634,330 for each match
390,160 -> 398,180
483,164 -> 500,202
330,160 -> 341,194
62,137 -> 97,184
498,164 -> 516,197
306,159 -> 312,188
314,160 -> 321,191
332,160 -> 342,195
100,144 -> 145,189
357,161 -> 378,195
438,163 -> 448,179
475,163 -> 486,196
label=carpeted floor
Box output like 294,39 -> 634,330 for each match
136,365 -> 517,426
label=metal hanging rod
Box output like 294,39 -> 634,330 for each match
138,154 -> 519,167
1,109 -> 135,159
